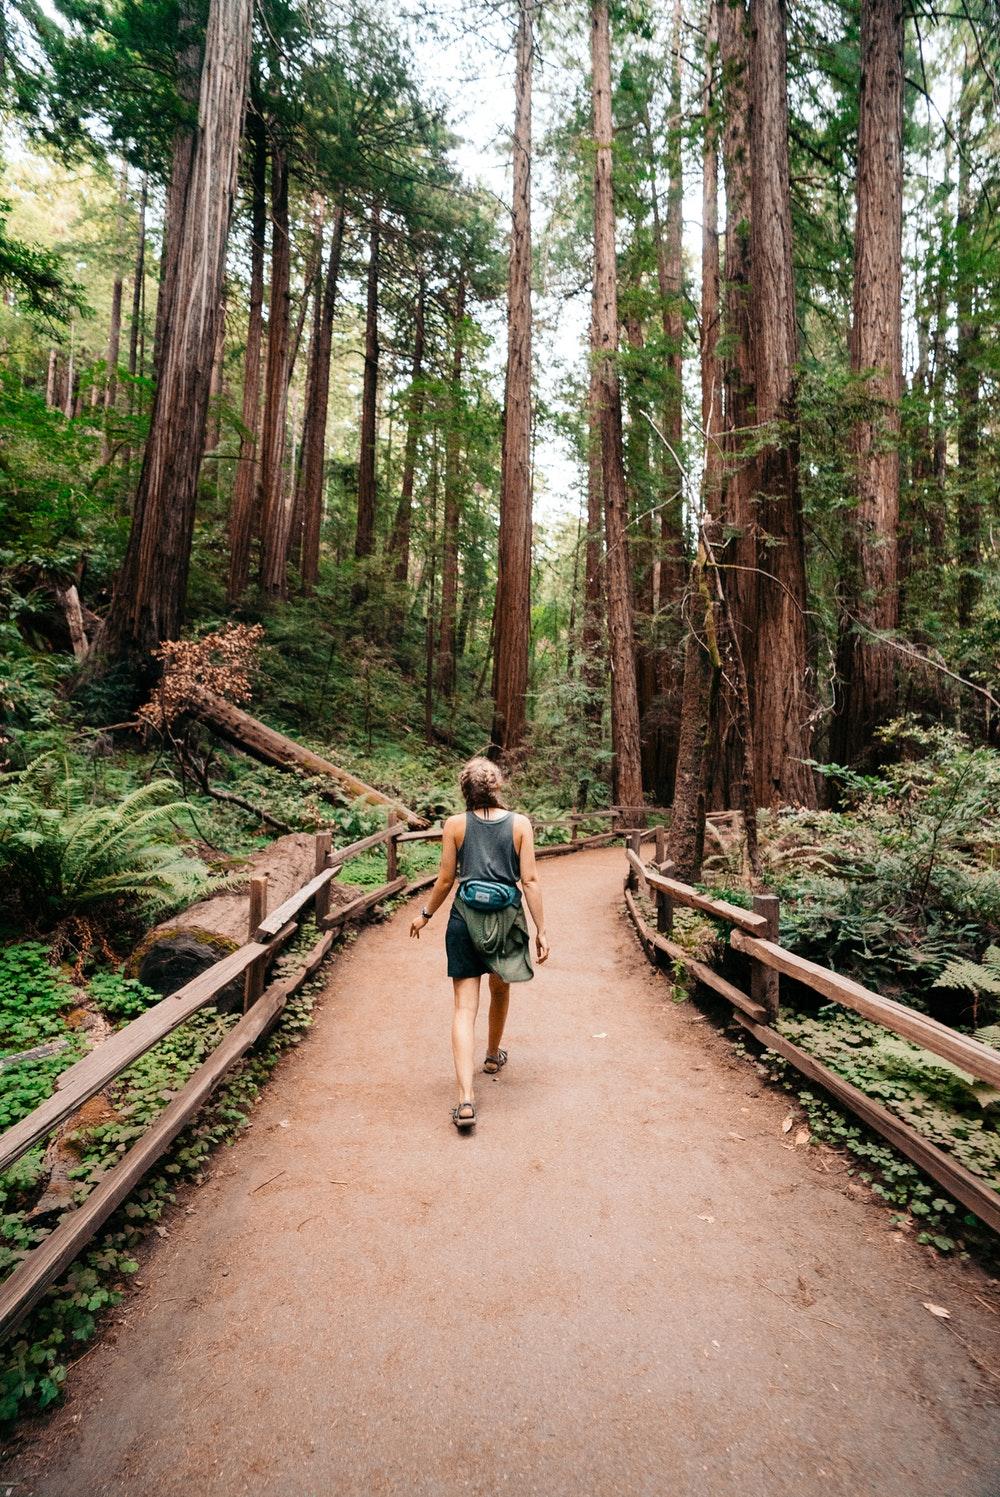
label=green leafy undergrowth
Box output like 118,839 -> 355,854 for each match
0,926 -> 327,1428
0,943 -> 84,1132
0,756 -> 212,937
761,725 -> 1000,1021
733,1006 -> 1000,1259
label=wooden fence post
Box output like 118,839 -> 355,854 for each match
751,892 -> 780,1022
313,830 -> 332,925
386,810 -> 399,881
654,825 -> 667,871
627,830 -> 641,891
656,859 -> 675,938
244,874 -> 269,1011
571,820 -> 579,844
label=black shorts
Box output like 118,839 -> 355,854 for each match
445,905 -> 491,979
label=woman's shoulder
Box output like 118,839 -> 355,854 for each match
443,811 -> 467,836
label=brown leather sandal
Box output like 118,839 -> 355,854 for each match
451,1101 -> 476,1130
483,1050 -> 508,1075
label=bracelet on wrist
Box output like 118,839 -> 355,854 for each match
421,907 -> 432,921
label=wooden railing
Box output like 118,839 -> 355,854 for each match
0,816 -> 419,1340
0,808 -> 647,1340
622,836 -> 1000,1235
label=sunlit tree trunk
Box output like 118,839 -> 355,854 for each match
354,202 -> 381,573
491,0 -> 534,757
701,0 -> 722,496
956,47 -> 981,629
591,0 -> 643,810
259,139 -> 292,597
96,0 -> 252,674
833,0 -> 903,762
641,13 -> 686,802
101,165 -> 128,464
389,271 -> 426,585
299,203 -> 345,593
437,274 -> 467,696
227,107 -> 267,604
746,0 -> 814,805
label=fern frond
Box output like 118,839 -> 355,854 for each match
934,947 -> 1000,997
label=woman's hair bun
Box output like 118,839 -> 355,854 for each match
459,756 -> 505,810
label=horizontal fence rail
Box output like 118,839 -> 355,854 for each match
0,807 -> 641,1339
623,842 -> 1000,1236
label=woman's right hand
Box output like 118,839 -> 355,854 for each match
535,930 -> 550,965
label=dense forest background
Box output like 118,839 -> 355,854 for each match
1,0 -> 1000,1422
0,0 -> 997,815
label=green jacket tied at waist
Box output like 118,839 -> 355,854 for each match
453,895 -> 534,985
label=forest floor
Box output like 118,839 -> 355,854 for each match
8,847 -> 1000,1497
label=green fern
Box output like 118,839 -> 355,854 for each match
934,947 -> 1000,999
0,757 -> 211,927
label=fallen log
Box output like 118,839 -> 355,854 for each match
186,686 -> 427,828
128,831 -> 359,1002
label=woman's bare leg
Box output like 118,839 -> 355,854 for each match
451,976 -> 481,1105
486,973 -> 510,1059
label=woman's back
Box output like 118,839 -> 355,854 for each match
456,810 -> 521,887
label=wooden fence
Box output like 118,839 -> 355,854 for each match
622,834 -> 1000,1235
0,809 -> 642,1340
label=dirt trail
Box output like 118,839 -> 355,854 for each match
13,848 -> 1000,1497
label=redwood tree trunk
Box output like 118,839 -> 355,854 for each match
490,0 -> 534,757
258,139 -> 292,597
101,167 -> 127,465
580,290 -> 605,773
298,203 -> 345,593
746,0 -> 814,805
227,106 -> 267,604
591,0 -> 643,811
955,49 -> 980,629
354,203 -> 381,569
437,274 -> 467,696
389,272 -> 427,585
833,0 -> 903,762
96,0 -> 252,674
700,0 -> 723,494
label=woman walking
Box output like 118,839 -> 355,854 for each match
409,756 -> 549,1130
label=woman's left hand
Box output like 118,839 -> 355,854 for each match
409,916 -> 428,939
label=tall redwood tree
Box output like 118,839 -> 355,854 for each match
97,0 -> 252,672
833,0 -> 904,761
746,0 -> 814,805
491,0 -> 534,757
591,0 -> 643,811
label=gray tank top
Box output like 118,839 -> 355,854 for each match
457,810 -> 521,887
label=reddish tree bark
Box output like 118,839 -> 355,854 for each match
227,106 -> 267,604
746,0 -> 814,805
437,274 -> 467,696
96,0 -> 252,673
833,0 -> 903,761
581,290 -> 605,757
591,0 -> 643,811
491,0 -> 534,757
708,0 -> 756,809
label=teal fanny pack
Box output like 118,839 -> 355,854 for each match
459,879 -> 520,911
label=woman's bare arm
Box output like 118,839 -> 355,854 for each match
409,815 -> 461,938
516,817 -> 549,963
